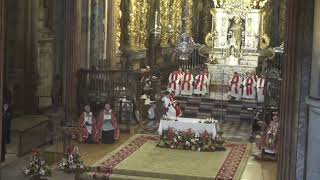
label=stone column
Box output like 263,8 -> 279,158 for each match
89,0 -> 105,67
0,0 -> 5,162
278,0 -> 314,179
63,0 -> 82,124
306,0 -> 320,179
106,0 -> 120,69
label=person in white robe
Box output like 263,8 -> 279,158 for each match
161,93 -> 176,118
177,67 -> 185,82
228,72 -> 242,100
180,69 -> 194,96
167,70 -> 180,95
242,72 -> 257,99
204,68 -> 211,95
257,75 -> 266,102
193,71 -> 208,96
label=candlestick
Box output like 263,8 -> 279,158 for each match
155,11 -> 158,28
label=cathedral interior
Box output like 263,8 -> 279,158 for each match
0,0 -> 319,180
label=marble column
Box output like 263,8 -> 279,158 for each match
63,0 -> 82,124
89,0 -> 105,68
306,0 -> 320,179
278,0 -> 314,179
0,0 -> 5,162
106,0 -> 120,69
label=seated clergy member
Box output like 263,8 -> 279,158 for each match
78,105 -> 97,143
242,72 -> 257,99
251,71 -> 259,82
96,103 -> 120,144
167,70 -> 180,95
258,112 -> 280,160
228,72 -> 242,100
180,69 -> 194,96
257,74 -> 266,103
194,70 -> 208,96
177,67 -> 185,81
204,68 -> 211,94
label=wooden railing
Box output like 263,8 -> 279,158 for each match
78,69 -> 140,108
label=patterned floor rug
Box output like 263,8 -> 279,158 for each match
87,134 -> 251,180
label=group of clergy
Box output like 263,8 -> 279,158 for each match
228,71 -> 266,102
167,67 -> 211,96
78,103 -> 120,144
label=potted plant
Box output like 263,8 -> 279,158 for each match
58,145 -> 88,179
23,149 -> 51,180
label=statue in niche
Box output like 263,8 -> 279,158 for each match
228,16 -> 243,48
225,46 -> 239,66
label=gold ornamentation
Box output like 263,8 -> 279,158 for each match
260,34 -> 270,49
159,0 -> 184,46
128,0 -> 150,49
115,0 -> 121,52
205,33 -> 213,47
160,0 -> 170,46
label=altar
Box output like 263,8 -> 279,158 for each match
158,117 -> 217,138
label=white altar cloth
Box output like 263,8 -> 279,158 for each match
158,117 -> 217,138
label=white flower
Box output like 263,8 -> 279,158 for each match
195,132 -> 200,137
39,168 -> 45,176
173,138 -> 177,143
178,136 -> 181,140
24,168 -> 30,175
185,141 -> 190,146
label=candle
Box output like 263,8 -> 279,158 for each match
155,11 -> 158,28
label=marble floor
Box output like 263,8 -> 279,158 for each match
241,147 -> 277,180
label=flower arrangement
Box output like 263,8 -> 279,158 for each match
23,149 -> 51,178
58,145 -> 87,173
157,128 -> 226,152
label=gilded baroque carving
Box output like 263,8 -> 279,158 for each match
115,0 -> 121,52
160,0 -> 170,46
171,0 -> 183,45
128,0 -> 149,49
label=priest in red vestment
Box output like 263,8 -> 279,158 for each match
193,70 -> 208,96
167,70 -> 181,95
242,72 -> 257,99
228,72 -> 242,100
180,69 -> 194,96
95,104 -> 120,144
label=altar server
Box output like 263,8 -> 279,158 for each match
180,69 -> 194,96
228,72 -> 242,100
78,105 -> 97,143
194,70 -> 208,96
257,74 -> 266,102
242,72 -> 257,99
96,103 -> 120,144
167,70 -> 180,95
